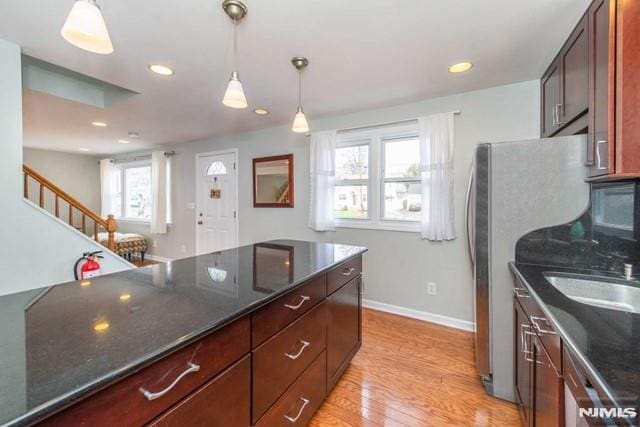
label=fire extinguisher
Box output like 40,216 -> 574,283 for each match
74,251 -> 104,281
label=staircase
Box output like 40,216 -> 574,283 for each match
23,164 -> 117,251
276,183 -> 290,204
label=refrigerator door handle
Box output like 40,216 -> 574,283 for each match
465,163 -> 475,265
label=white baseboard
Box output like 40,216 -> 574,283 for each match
362,299 -> 475,332
145,254 -> 173,262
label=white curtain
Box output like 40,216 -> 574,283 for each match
419,112 -> 456,241
309,130 -> 337,232
150,151 -> 168,234
100,159 -> 119,217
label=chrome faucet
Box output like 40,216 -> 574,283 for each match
624,263 -> 633,280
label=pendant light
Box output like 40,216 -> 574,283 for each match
222,0 -> 248,109
61,0 -> 114,54
291,57 -> 310,133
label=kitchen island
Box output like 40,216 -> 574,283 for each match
0,240 -> 366,426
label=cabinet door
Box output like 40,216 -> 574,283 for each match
615,0 -> 640,174
588,0 -> 613,176
514,300 -> 533,426
541,60 -> 561,137
326,277 -> 361,392
532,336 -> 562,427
559,15 -> 589,127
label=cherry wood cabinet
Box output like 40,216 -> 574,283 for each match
531,336 -> 563,427
513,276 -> 563,427
543,0 -> 640,180
541,15 -> 589,138
541,60 -> 562,138
612,0 -> 640,178
326,276 -> 362,392
587,0 -> 614,176
559,15 -> 589,127
514,300 -> 533,426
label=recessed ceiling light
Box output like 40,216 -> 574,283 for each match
148,64 -> 175,76
117,139 -> 130,144
448,62 -> 473,73
254,108 -> 269,115
92,121 -> 107,127
78,147 -> 90,152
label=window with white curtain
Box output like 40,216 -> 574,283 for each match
334,122 -> 420,232
105,160 -> 171,223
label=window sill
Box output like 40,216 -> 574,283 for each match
116,218 -> 151,224
335,219 -> 420,233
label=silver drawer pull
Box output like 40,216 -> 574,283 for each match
284,397 -> 310,423
284,340 -> 310,360
530,316 -> 557,335
513,288 -> 530,298
284,295 -> 310,310
139,362 -> 200,401
341,267 -> 356,276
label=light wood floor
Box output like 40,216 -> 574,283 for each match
311,308 -> 521,426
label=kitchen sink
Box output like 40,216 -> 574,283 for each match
543,272 -> 640,314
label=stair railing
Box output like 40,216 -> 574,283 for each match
23,164 -> 117,251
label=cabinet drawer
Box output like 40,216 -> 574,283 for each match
149,355 -> 250,427
327,256 -> 362,295
253,302 -> 327,423
42,317 -> 250,427
255,351 -> 326,427
252,275 -> 326,348
513,278 -> 561,372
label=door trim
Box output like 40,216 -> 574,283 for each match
195,148 -> 239,256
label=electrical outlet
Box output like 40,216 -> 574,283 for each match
427,282 -> 437,296
180,244 -> 187,253
152,240 -> 158,248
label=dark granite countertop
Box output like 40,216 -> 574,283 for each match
510,262 -> 640,408
0,240 -> 366,427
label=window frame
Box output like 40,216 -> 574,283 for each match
112,159 -> 172,224
117,160 -> 153,223
334,137 -> 372,221
335,122 -> 421,233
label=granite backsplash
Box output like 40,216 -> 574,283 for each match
516,180 -> 640,272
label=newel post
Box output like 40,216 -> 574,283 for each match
106,215 -> 117,252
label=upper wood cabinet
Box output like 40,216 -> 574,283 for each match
540,15 -> 589,138
543,0 -> 640,180
541,60 -> 561,138
613,0 -> 640,177
588,0 -> 614,176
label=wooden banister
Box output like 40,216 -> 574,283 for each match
23,164 -> 117,251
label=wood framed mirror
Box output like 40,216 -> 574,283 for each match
252,154 -> 294,208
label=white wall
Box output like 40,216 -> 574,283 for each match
0,39 -> 131,297
119,80 -> 540,323
23,147 -> 101,214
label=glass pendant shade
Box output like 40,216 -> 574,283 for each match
222,71 -> 248,109
61,0 -> 114,54
292,107 -> 310,133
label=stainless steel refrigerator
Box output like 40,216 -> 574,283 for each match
465,135 -> 589,401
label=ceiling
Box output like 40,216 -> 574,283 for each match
0,0 -> 590,155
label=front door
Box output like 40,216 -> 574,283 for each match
196,151 -> 237,255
